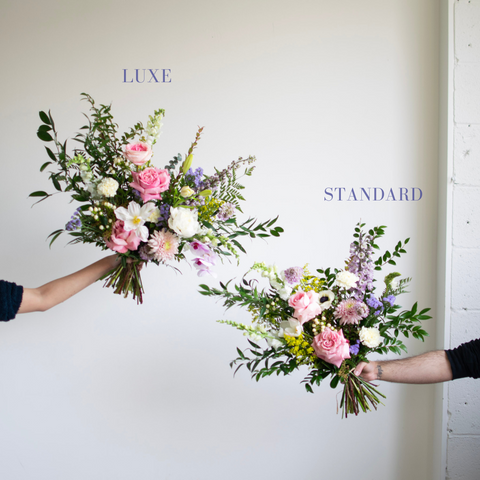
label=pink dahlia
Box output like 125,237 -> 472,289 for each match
334,298 -> 369,325
147,229 -> 179,262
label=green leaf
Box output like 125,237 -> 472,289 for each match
71,194 -> 89,202
45,147 -> 56,161
52,176 -> 62,191
266,217 -> 278,228
38,124 -> 52,133
40,162 -> 51,172
29,190 -> 48,197
37,130 -> 53,142
39,111 -> 51,124
48,230 -> 64,248
330,375 -> 340,389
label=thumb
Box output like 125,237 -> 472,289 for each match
354,362 -> 367,376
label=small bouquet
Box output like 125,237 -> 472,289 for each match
32,94 -> 283,303
199,222 -> 430,417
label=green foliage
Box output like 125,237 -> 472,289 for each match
201,221 -> 431,418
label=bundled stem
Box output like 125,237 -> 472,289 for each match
340,373 -> 386,418
102,261 -> 145,304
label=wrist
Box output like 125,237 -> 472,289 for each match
375,362 -> 384,380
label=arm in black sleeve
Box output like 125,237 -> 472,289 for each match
446,339 -> 480,380
0,280 -> 24,321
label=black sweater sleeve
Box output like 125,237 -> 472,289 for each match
0,280 -> 24,321
446,339 -> 480,380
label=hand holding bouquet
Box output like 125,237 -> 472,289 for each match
32,94 -> 283,303
200,222 -> 430,417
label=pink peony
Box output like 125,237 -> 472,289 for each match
123,142 -> 152,166
130,167 -> 170,201
105,220 -> 142,253
334,298 -> 369,325
288,290 -> 322,325
147,229 -> 179,262
312,328 -> 351,368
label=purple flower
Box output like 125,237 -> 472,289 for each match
156,204 -> 171,228
66,208 -> 82,231
347,229 -> 375,300
190,240 -> 211,257
217,202 -> 236,221
366,296 -> 382,310
283,267 -> 304,285
186,167 -> 204,190
139,244 -> 155,262
383,295 -> 396,307
366,296 -> 383,316
192,252 -> 218,277
349,340 -> 360,356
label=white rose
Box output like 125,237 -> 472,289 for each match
97,177 -> 119,197
168,207 -> 202,238
335,270 -> 359,289
359,326 -> 382,348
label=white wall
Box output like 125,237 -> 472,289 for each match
446,1 -> 480,478
0,1 -> 441,479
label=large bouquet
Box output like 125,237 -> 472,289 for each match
32,94 -> 283,303
200,223 -> 430,417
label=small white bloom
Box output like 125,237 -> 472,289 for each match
146,206 -> 161,223
335,270 -> 359,289
180,186 -> 195,198
97,177 -> 119,197
168,207 -> 202,238
115,201 -> 156,241
81,171 -> 93,182
270,279 -> 282,291
318,290 -> 335,310
390,278 -> 400,290
359,326 -> 382,348
266,336 -> 283,350
278,318 -> 303,338
278,285 -> 293,301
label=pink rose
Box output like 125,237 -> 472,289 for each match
312,328 -> 350,368
130,167 -> 170,202
288,290 -> 322,325
123,142 -> 152,166
105,220 -> 142,253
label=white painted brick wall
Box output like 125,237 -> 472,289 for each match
454,125 -> 480,185
448,1 -> 480,479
